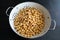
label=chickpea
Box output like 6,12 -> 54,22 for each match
14,7 -> 45,38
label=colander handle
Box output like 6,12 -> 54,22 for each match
49,19 -> 56,30
6,7 -> 13,16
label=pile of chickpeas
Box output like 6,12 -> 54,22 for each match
14,7 -> 45,38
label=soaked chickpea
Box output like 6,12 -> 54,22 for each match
14,7 -> 45,38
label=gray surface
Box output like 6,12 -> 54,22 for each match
30,0 -> 60,40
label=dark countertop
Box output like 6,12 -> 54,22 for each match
0,0 -> 60,40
